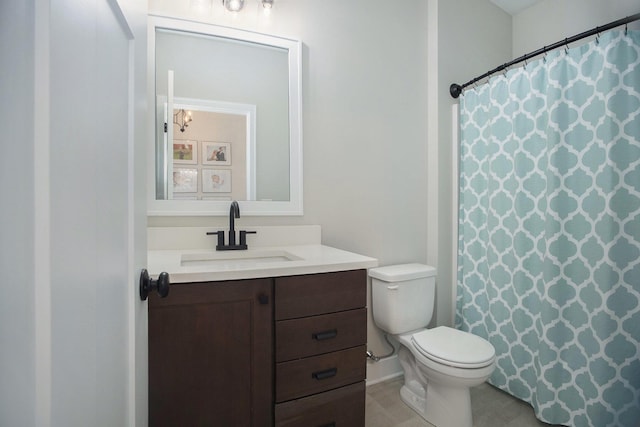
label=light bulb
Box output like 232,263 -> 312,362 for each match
223,0 -> 244,12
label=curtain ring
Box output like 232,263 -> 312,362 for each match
625,23 -> 628,36
564,38 -> 569,54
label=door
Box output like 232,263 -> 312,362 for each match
1,1 -> 146,425
148,279 -> 273,426
47,0 -> 147,425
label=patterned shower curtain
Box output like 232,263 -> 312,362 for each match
456,30 -> 640,427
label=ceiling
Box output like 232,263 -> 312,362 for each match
489,0 -> 544,15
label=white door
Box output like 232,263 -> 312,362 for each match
47,0 -> 146,426
0,0 -> 146,425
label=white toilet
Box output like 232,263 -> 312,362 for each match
369,264 -> 495,427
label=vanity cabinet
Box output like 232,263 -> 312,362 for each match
148,269 -> 367,427
148,278 -> 273,427
274,269 -> 367,427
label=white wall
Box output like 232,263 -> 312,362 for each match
513,0 -> 640,56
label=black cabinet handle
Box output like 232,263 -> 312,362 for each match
312,329 -> 338,341
258,294 -> 269,305
312,368 -> 337,380
139,269 -> 170,300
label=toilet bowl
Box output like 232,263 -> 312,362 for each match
369,264 -> 495,427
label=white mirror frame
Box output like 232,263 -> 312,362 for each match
147,15 -> 303,216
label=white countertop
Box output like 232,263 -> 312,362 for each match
148,244 -> 379,283
147,226 -> 378,283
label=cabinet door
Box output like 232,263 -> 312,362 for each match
149,279 -> 273,427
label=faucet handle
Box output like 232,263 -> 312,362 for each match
239,230 -> 257,246
206,230 -> 226,249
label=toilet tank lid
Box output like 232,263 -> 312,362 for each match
368,264 -> 436,282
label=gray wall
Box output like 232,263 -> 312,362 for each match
513,0 -> 640,55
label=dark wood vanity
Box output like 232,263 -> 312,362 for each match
148,269 -> 367,427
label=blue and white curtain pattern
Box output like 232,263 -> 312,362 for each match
456,30 -> 640,427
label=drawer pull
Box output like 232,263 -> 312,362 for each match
312,368 -> 337,380
318,423 -> 336,427
312,329 -> 338,341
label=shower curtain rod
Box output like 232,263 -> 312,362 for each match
449,13 -> 640,99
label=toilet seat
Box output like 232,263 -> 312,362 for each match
411,326 -> 495,369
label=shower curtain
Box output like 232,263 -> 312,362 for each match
456,30 -> 640,427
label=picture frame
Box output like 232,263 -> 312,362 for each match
202,169 -> 231,193
202,142 -> 231,166
173,140 -> 198,164
172,168 -> 198,193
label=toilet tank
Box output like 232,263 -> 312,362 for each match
369,264 -> 437,335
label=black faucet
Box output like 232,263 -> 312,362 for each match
228,200 -> 240,246
206,201 -> 256,250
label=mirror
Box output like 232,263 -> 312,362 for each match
148,16 -> 302,215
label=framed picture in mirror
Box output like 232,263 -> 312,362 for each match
172,168 -> 198,193
203,142 -> 231,166
173,140 -> 198,164
202,169 -> 231,193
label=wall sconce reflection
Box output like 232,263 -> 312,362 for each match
173,109 -> 193,133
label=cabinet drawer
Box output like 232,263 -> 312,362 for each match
275,381 -> 365,427
276,309 -> 367,362
275,270 -> 366,320
276,346 -> 366,402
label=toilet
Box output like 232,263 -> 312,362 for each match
369,264 -> 495,427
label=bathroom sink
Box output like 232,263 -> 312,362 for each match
180,249 -> 302,267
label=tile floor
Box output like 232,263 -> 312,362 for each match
366,377 -> 559,427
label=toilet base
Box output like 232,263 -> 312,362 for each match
399,382 -> 426,417
399,379 -> 472,427
395,340 -> 482,427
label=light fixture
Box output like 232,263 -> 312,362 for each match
261,0 -> 273,9
222,0 -> 244,12
173,109 -> 192,133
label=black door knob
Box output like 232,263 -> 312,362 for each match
139,269 -> 170,300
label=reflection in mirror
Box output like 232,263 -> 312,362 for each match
148,16 -> 302,216
157,97 -> 257,202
